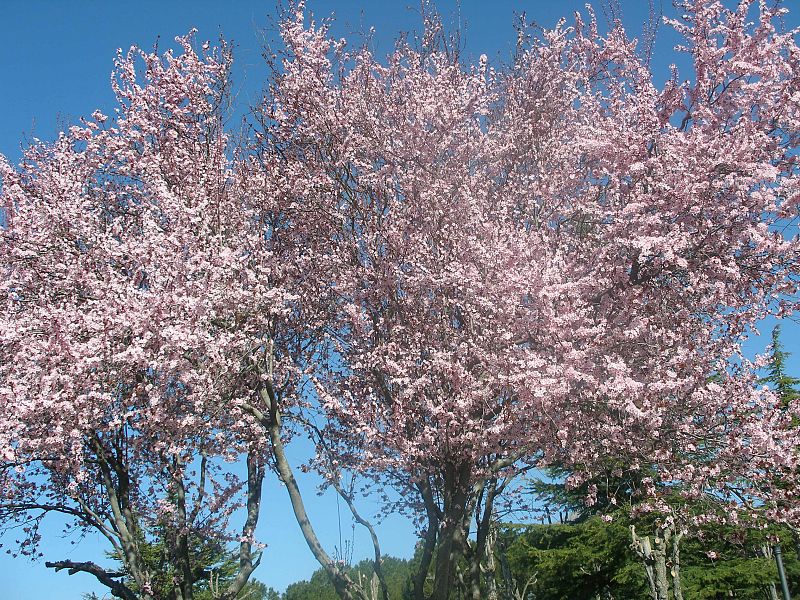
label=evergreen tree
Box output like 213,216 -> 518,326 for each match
496,515 -> 800,600
761,323 -> 800,568
761,325 -> 800,409
84,528 -> 274,600
283,557 -> 413,600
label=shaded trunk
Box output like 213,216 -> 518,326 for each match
430,462 -> 472,600
91,435 -> 156,600
431,503 -> 469,600
467,478 -> 498,600
413,479 -> 440,600
483,524 -> 499,600
172,458 -> 193,600
794,528 -> 800,562
767,583 -> 781,600
217,450 -> 264,600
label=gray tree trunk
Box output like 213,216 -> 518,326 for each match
761,545 -> 781,600
631,524 -> 678,600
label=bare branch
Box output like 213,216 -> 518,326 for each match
45,560 -> 137,600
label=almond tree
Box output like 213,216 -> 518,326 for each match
253,2 -> 800,599
0,34 -> 294,600
4,3 -> 800,600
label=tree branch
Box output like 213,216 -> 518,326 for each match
45,560 -> 137,600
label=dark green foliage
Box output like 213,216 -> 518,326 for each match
497,517 -> 649,600
496,514 -> 800,600
282,556 -> 413,600
282,566 -> 341,600
526,464 -> 649,523
678,520 -> 800,599
84,529 -> 274,600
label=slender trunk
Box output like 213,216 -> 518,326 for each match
671,530 -> 684,600
484,524 -> 499,600
413,479 -> 440,600
497,538 -> 516,600
468,478 -> 497,600
218,449 -> 264,600
331,481 -> 389,600
767,583 -> 780,600
454,564 -> 468,600
172,458 -> 193,600
760,545 -> 781,600
249,381 -> 362,600
793,527 -> 800,561
92,435 -> 155,600
493,523 -> 536,600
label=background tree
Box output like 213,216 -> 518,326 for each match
283,557 -> 413,600
762,325 -> 800,410
91,526 -> 279,600
496,515 -> 800,600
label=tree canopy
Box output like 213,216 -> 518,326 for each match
3,1 -> 800,599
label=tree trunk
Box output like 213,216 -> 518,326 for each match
652,548 -> 669,600
430,463 -> 472,600
767,583 -> 780,600
760,545 -> 781,600
251,382 -> 363,600
671,530 -> 684,600
484,525 -> 499,600
631,525 -> 669,600
218,450 -> 264,600
412,480 -> 439,600
172,458 -> 194,600
431,506 -> 469,600
468,479 -> 497,600
92,435 -> 156,600
791,526 -> 800,562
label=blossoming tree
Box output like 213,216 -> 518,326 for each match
0,34 -> 290,600
4,1 -> 800,600
256,2 -> 800,599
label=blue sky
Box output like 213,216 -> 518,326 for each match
2,1 -> 800,598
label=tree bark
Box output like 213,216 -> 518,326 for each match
468,478 -> 498,600
430,462 -> 472,600
631,525 -> 669,600
483,524 -> 499,600
46,560 -> 137,600
91,435 -> 155,600
671,530 -> 684,600
413,479 -> 440,600
330,479 -> 389,600
218,449 -> 264,600
172,458 -> 194,600
760,545 -> 780,600
242,379 -> 365,600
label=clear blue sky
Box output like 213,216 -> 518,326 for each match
1,1 -> 799,598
